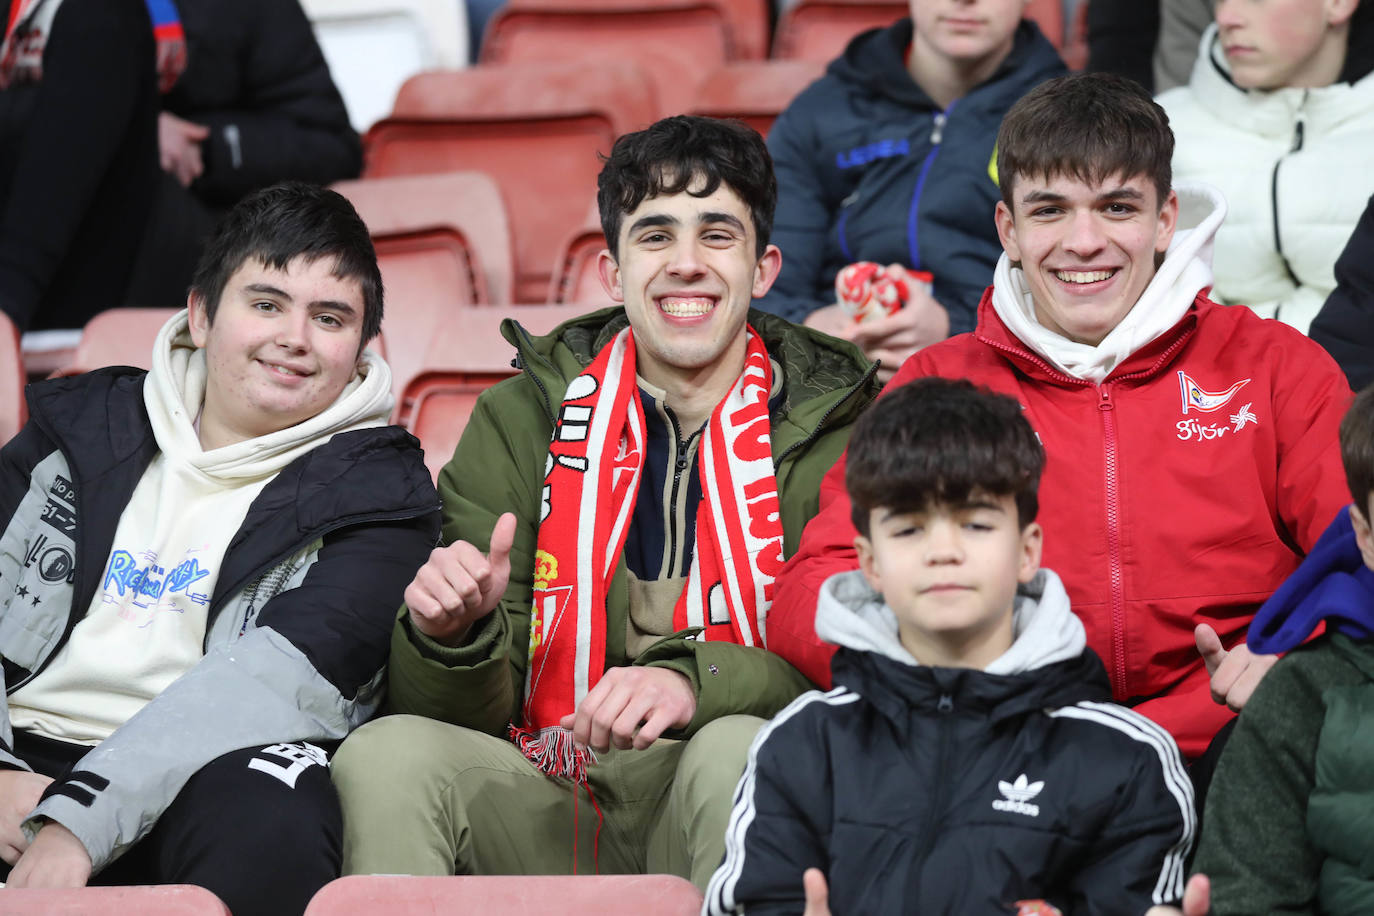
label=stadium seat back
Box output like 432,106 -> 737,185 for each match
368,62 -> 656,303
481,0 -> 763,116
548,200 -> 616,309
396,304 -> 583,476
0,884 -> 232,914
688,59 -> 827,136
304,873 -> 703,915
773,0 -> 906,60
52,308 -> 181,377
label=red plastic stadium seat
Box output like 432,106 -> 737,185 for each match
0,884 -> 232,914
482,0 -> 769,116
0,308 -> 25,442
773,0 -> 906,60
774,0 -> 1066,61
51,308 -> 181,377
689,58 -> 827,137
547,200 -> 616,309
399,304 -> 583,479
304,874 -> 703,915
334,172 -> 513,405
335,171 -> 514,306
366,60 -> 657,303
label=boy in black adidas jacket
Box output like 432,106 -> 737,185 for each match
705,379 -> 1194,915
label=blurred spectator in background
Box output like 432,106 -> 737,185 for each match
1311,194 -> 1374,392
1085,0 -> 1160,91
760,0 -> 1064,381
1157,0 -> 1374,334
0,0 -> 160,333
125,0 -> 362,310
1154,0 -> 1211,92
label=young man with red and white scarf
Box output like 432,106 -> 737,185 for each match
332,116 -> 880,889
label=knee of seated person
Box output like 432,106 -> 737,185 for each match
678,715 -> 764,782
333,716 -> 426,786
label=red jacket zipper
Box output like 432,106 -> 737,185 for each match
1098,383 -> 1127,697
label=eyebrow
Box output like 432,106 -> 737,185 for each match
878,500 -> 1006,521
1020,187 -> 1146,206
242,283 -> 358,317
625,211 -> 748,237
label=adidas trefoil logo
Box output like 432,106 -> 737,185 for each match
992,774 -> 1043,817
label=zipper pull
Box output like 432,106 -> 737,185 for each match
937,693 -> 953,714
1290,117 -> 1305,153
931,112 -> 946,145
1098,385 -> 1113,410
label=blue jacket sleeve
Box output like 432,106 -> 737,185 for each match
758,99 -> 838,325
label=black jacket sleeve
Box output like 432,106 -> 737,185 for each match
703,697 -> 833,916
171,0 -> 361,206
1060,719 -> 1196,915
1310,194 -> 1374,393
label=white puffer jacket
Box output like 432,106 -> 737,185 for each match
1157,23 -> 1374,334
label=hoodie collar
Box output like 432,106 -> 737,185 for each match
816,568 -> 1085,675
1249,506 -> 1374,654
988,181 -> 1226,384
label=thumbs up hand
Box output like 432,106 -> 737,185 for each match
1195,623 -> 1277,713
405,512 -> 518,646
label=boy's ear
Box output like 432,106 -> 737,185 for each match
596,249 -> 624,304
187,291 -> 211,349
1018,521 -> 1043,584
1352,502 -> 1374,571
855,534 -> 881,593
751,244 -> 783,299
1328,0 -> 1359,28
994,200 -> 1021,263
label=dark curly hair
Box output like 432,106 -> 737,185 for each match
847,378 -> 1045,537
597,115 -> 776,260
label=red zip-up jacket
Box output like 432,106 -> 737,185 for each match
768,290 -> 1352,757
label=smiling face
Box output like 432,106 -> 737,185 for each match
995,171 -> 1179,346
597,179 -> 782,396
189,255 -> 365,449
857,493 -> 1042,669
1215,0 -> 1355,90
909,0 -> 1026,67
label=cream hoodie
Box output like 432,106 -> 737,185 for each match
9,312 -> 393,743
991,182 -> 1227,384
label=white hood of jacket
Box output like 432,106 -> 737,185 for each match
816,568 -> 1085,676
990,181 -> 1227,383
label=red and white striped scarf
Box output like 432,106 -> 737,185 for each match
511,325 -> 784,780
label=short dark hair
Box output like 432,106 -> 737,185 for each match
997,72 -> 1174,209
189,182 -> 383,345
847,378 -> 1044,537
597,115 -> 776,260
1341,384 -> 1374,511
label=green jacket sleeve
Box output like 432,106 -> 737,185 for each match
384,379 -> 547,736
638,635 -> 814,736
1193,643 -> 1357,914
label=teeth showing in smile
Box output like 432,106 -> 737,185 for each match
1054,270 -> 1114,284
265,362 -> 306,377
659,298 -> 714,317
